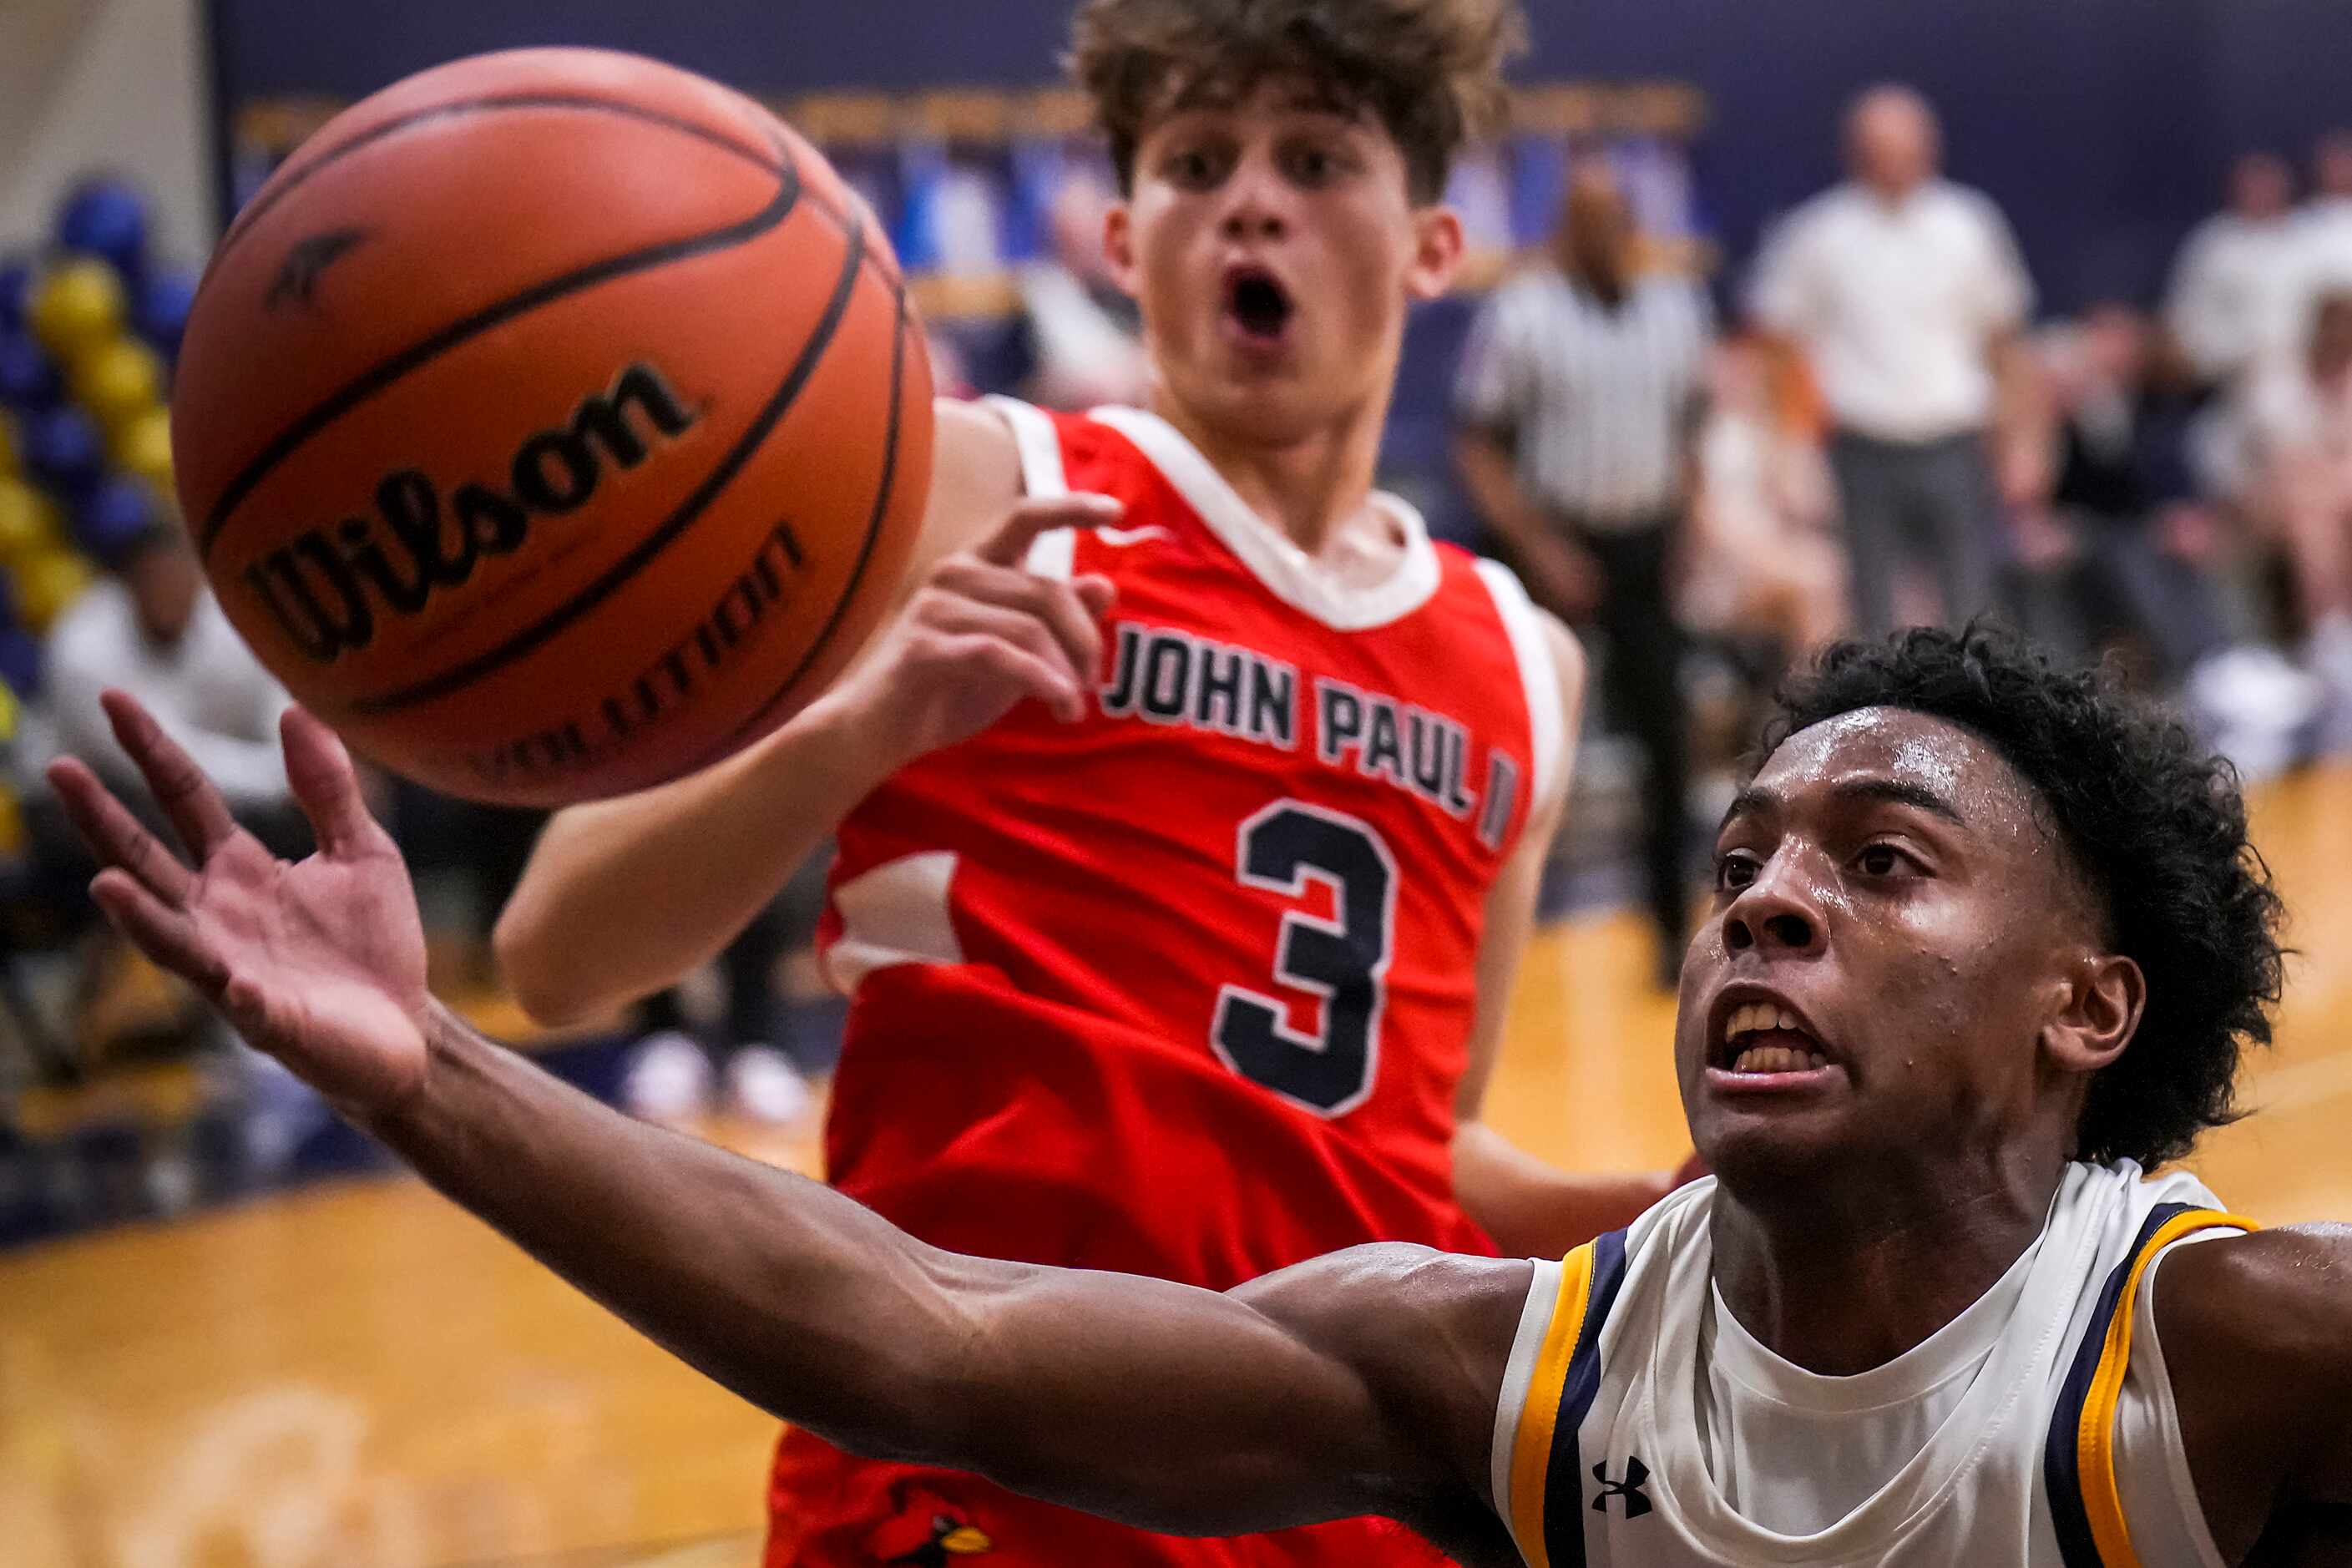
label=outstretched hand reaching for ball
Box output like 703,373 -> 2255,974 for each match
47,692 -> 432,1116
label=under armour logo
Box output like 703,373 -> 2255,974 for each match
1591,1456 -> 1652,1518
265,227 -> 371,311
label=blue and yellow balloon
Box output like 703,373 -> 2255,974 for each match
11,546 -> 92,633
28,257 -> 128,364
56,180 -> 151,282
114,404 -> 174,501
0,477 -> 65,565
69,335 -> 164,438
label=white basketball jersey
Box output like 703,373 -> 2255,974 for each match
1489,1162 -> 2256,1567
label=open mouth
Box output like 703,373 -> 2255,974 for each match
1224,265 -> 1295,346
1709,994 -> 1838,1080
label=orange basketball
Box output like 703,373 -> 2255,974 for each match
172,48 -> 932,807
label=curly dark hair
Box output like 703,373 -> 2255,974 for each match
1068,0 -> 1526,205
1764,625 -> 2286,1170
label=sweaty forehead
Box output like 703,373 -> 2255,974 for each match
1753,707 -> 2049,846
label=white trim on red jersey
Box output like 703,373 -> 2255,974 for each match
823,851 -> 964,996
984,394 -> 1071,498
984,395 -> 1080,580
1471,559 -> 1567,812
1085,405 -> 1444,631
1024,529 -> 1078,581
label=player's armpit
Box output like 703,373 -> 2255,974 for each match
2153,1225 -> 2352,1563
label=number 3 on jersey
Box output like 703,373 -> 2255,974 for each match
1211,800 -> 1399,1116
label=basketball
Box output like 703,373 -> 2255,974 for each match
169,48 -> 933,807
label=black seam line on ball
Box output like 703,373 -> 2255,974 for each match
196,129 -> 801,562
214,93 -> 786,266
346,211 -> 869,716
701,267 -> 913,763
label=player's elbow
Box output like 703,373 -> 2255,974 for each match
791,1275 -> 1011,1474
491,899 -> 602,1027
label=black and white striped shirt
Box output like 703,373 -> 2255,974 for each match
1454,265 -> 1714,529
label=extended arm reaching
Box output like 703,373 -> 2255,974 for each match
48,692 -> 1528,1562
383,1010 -> 1522,1548
496,398 -> 1116,1024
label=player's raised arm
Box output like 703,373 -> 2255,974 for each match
2144,1227 -> 2352,1561
494,398 -> 1114,1024
49,694 -> 1526,1561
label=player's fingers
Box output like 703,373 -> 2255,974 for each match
927,599 -> 1079,685
89,867 -> 230,997
970,493 -> 1124,568
1073,574 -> 1116,619
945,632 -> 1084,723
100,689 -> 240,863
45,756 -> 195,906
935,561 -> 1105,680
281,707 -> 375,856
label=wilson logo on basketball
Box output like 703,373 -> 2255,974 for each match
240,362 -> 700,661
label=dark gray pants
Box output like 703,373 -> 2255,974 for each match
2066,513 -> 2233,680
1829,429 -> 2003,636
1560,515 -> 1689,974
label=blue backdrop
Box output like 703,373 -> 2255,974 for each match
205,0 -> 2352,312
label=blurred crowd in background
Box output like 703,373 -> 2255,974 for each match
11,74 -> 2352,1211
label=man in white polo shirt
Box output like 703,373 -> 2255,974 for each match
2293,130 -> 2352,342
2166,150 -> 2304,389
1750,84 -> 2037,636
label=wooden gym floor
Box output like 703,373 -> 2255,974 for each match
4,766 -> 2349,1568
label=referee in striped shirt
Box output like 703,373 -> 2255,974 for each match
1454,161 -> 1712,984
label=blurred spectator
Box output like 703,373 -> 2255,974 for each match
1010,171 -> 1148,410
1749,84 -> 2039,636
8,527 -> 302,1075
32,525 -> 300,852
2165,152 -> 2302,388
2239,290 -> 2352,706
2045,304 -> 2319,776
1454,160 -> 1712,984
2294,130 -> 2352,339
1682,333 -> 1846,656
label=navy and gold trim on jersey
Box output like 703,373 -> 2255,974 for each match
1505,1229 -> 1631,1568
2042,1202 -> 2257,1568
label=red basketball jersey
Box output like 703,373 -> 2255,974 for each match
767,399 -> 1566,1568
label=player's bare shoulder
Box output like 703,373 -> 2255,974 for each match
1233,1245 -> 1535,1566
2150,1225 -> 2352,1560
913,397 -> 1029,568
